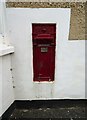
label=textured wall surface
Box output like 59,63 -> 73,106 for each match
6,2 -> 86,40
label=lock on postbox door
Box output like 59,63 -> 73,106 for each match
32,24 -> 56,82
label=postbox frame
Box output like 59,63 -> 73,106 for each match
32,23 -> 56,82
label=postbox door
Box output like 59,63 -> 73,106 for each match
32,23 -> 56,82
33,45 -> 55,81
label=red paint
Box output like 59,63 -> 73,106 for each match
32,23 -> 56,82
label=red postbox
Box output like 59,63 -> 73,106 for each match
32,23 -> 56,82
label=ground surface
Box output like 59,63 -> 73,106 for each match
9,105 -> 86,119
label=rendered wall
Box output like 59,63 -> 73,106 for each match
6,2 -> 86,40
0,56 -> 2,116
0,55 -> 14,117
6,8 -> 85,100
0,1 -> 14,116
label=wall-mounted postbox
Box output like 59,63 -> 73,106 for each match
32,23 -> 56,82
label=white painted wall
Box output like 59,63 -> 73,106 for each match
0,56 -> 2,117
6,8 -> 85,100
0,0 -> 10,45
0,55 -> 14,117
0,1 -> 14,116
